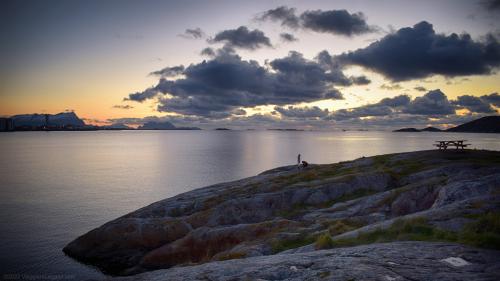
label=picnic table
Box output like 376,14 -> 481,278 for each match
434,140 -> 470,150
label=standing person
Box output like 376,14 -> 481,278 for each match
297,154 -> 301,165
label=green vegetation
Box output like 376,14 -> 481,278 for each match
217,251 -> 247,261
393,160 -> 428,177
461,212 -> 500,249
269,163 -> 359,188
315,233 -> 335,249
276,203 -> 308,219
325,218 -> 367,236
317,271 -> 331,278
270,233 -> 316,253
327,213 -> 500,250
372,154 -> 392,167
320,217 -> 449,249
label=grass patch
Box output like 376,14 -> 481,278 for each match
270,233 -> 316,253
373,154 -> 392,167
217,251 -> 247,261
317,271 -> 331,278
395,161 -> 427,176
269,163 -> 359,188
330,217 -> 453,248
276,203 -> 309,219
460,212 -> 500,249
315,233 -> 335,249
326,218 -> 367,236
328,213 -> 500,250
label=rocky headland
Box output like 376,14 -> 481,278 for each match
64,150 -> 500,280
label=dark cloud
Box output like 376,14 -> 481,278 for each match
200,46 -> 237,58
257,6 -> 300,29
125,87 -> 160,102
331,113 -> 486,131
258,6 -> 375,37
378,95 -> 411,107
403,89 -> 455,115
452,94 -> 497,113
274,105 -> 329,118
200,47 -> 215,57
112,104 -> 134,109
179,28 -> 204,39
328,89 -> 498,122
280,33 -> 298,42
480,0 -> 500,10
414,86 -> 427,92
324,90 -> 498,128
351,75 -> 371,85
211,26 -> 272,50
232,108 -> 247,116
315,51 -> 350,85
380,83 -> 402,90
328,95 -> 409,120
300,10 -> 374,36
452,93 -> 500,113
117,89 -> 497,130
315,50 -> 371,86
127,51 -> 345,117
337,21 -> 500,81
324,89 -> 344,99
481,92 -> 500,106
149,65 -> 184,77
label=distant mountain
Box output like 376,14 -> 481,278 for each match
138,121 -> 200,130
446,116 -> 500,133
102,123 -> 132,130
393,128 -> 420,132
421,127 -> 442,132
138,121 -> 176,130
11,112 -> 86,128
393,116 -> 499,133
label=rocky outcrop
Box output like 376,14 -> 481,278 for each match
63,150 -> 500,278
108,242 -> 500,281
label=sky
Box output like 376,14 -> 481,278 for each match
1,0 -> 499,130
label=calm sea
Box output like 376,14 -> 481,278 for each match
0,130 -> 499,279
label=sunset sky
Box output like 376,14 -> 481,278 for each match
1,0 -> 499,129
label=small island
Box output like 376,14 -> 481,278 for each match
393,116 -> 500,133
64,150 -> 500,280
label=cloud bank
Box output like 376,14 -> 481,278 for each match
122,87 -> 498,129
258,6 -> 375,36
179,28 -> 205,39
280,33 -> 298,42
127,50 -> 348,117
210,26 -> 272,50
336,21 -> 500,81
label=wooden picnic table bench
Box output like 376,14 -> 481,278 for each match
434,140 -> 470,150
